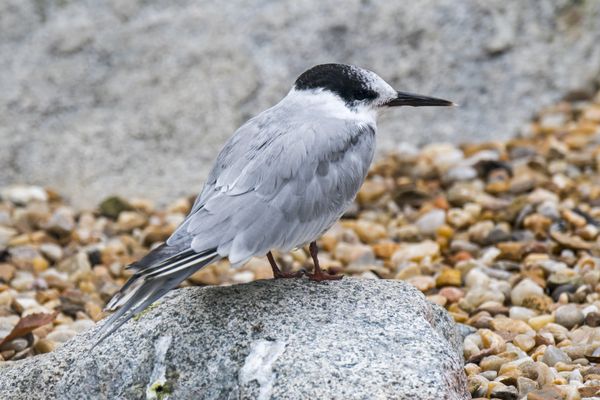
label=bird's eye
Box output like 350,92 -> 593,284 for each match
354,88 -> 378,101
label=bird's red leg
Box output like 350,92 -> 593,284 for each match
306,241 -> 343,282
267,251 -> 304,279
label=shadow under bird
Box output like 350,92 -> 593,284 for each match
95,63 -> 455,344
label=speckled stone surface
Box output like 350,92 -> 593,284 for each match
0,279 -> 468,399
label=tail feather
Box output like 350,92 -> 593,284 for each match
126,242 -> 194,272
94,249 -> 219,347
106,248 -> 216,311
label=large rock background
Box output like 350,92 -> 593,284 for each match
1,0 -> 600,206
0,279 -> 468,400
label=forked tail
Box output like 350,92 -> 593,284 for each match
93,248 -> 219,347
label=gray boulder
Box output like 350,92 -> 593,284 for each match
0,278 -> 468,399
2,1 -> 600,206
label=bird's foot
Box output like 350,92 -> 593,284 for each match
272,270 -> 305,279
305,269 -> 343,282
306,241 -> 343,282
267,251 -> 304,279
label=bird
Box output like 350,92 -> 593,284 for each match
95,63 -> 454,344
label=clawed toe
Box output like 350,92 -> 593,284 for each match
273,270 -> 305,279
268,252 -> 305,279
306,271 -> 343,282
306,241 -> 343,282
267,244 -> 343,282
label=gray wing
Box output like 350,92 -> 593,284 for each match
168,110 -> 375,265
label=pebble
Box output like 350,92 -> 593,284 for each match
467,375 -> 489,398
460,288 -> 504,312
415,209 -> 446,235
468,221 -> 495,245
427,294 -> 447,306
188,265 -> 221,286
439,287 -> 464,303
0,263 -> 16,282
34,339 -> 56,354
13,297 -> 40,312
480,329 -> 506,354
44,208 -> 75,237
351,220 -> 387,244
0,316 -> 18,331
422,143 -> 464,171
511,279 -> 544,306
46,330 -> 77,343
0,226 -> 17,250
542,346 -> 571,367
116,211 -> 147,232
490,317 -> 533,335
436,267 -> 462,287
444,165 -> 477,182
555,304 -> 584,329
509,306 -> 538,321
371,242 -> 399,260
334,242 -> 375,265
513,334 -> 536,352
585,312 -> 600,327
84,302 -> 103,322
464,268 -> 490,288
0,185 -> 48,205
0,338 -> 28,352
39,243 -> 63,262
98,196 -> 133,219
0,293 -> 13,308
490,383 -> 518,400
447,209 -> 475,229
70,319 -> 96,333
406,275 -> 435,292
231,271 -> 255,284
391,240 -> 439,264
551,284 -> 577,302
517,376 -> 538,397
480,370 -> 497,381
528,315 -> 555,331
481,355 -> 512,371
11,271 -> 35,291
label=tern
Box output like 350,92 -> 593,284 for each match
96,63 -> 454,344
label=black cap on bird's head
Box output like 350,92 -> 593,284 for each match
294,63 -> 455,108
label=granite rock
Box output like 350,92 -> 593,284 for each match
0,279 -> 468,399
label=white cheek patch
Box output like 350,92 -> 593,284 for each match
368,75 -> 397,106
286,89 -> 378,125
